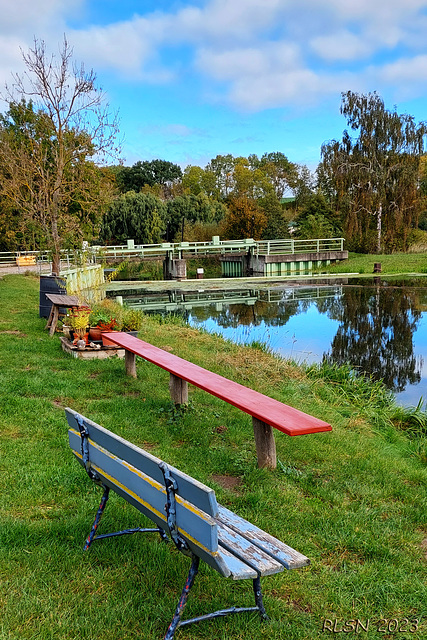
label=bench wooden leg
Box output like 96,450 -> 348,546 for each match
49,305 -> 60,336
169,374 -> 188,405
125,350 -> 137,378
252,417 -> 277,469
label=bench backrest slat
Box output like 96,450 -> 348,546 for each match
68,428 -> 218,553
66,409 -> 219,518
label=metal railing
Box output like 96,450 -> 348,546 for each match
0,237 -> 345,268
254,238 -> 344,255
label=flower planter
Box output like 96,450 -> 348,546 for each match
73,332 -> 89,344
89,327 -> 103,341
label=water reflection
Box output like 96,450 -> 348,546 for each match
125,280 -> 427,404
323,285 -> 422,393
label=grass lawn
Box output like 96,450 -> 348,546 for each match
319,251 -> 427,276
0,274 -> 426,639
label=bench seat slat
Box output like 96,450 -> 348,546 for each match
217,522 -> 285,577
217,506 -> 310,570
212,546 -> 258,580
102,333 -> 332,437
66,410 -> 219,517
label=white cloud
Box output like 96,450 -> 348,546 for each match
2,0 -> 427,114
374,54 -> 427,97
310,30 -> 374,62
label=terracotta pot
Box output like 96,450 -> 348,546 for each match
89,326 -> 103,341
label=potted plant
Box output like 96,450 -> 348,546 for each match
88,301 -> 123,342
67,306 -> 91,343
121,308 -> 144,336
88,309 -> 113,341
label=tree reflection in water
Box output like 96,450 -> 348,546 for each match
187,283 -> 424,394
321,285 -> 422,392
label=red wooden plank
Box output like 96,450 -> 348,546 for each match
102,333 -> 332,437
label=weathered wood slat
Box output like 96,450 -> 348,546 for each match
213,546 -> 258,580
217,522 -> 284,577
66,409 -> 219,517
101,332 -> 332,437
217,506 -> 310,570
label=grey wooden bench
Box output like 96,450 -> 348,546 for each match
66,408 -> 310,639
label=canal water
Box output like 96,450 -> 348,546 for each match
123,277 -> 427,407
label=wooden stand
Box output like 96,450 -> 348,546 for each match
169,374 -> 189,405
45,294 -> 80,336
252,418 -> 277,469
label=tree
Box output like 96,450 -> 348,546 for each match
319,92 -> 426,253
205,154 -> 238,198
117,160 -> 182,196
222,196 -> 267,239
99,192 -> 166,244
258,192 -> 289,239
165,193 -> 226,239
0,38 -> 119,273
181,165 -> 217,197
296,193 -> 342,239
256,152 -> 299,199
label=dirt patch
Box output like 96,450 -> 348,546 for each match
2,426 -> 23,439
213,425 -> 228,434
52,399 -> 65,409
137,441 -> 156,451
160,345 -> 174,352
0,330 -> 27,338
211,474 -> 243,492
421,538 -> 427,561
289,597 -> 313,613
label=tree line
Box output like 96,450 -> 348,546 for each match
1,39 -> 427,271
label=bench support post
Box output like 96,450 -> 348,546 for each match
252,417 -> 277,469
164,555 -> 200,640
84,485 -> 110,550
125,350 -> 137,378
164,557 -> 268,639
169,373 -> 188,405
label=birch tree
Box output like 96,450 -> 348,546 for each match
320,92 -> 426,253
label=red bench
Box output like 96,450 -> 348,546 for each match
103,332 -> 332,468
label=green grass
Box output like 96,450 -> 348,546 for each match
0,274 -> 426,639
113,256 -> 222,281
318,251 -> 427,276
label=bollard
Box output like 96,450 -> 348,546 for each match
196,268 -> 204,280
373,262 -> 382,273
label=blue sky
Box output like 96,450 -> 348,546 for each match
2,0 -> 427,170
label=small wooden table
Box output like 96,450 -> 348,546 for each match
45,294 -> 80,336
